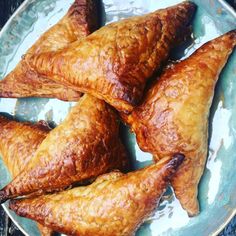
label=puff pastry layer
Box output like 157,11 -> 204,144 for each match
27,2 -> 196,112
126,30 -> 236,216
0,0 -> 100,101
9,154 -> 184,236
0,95 -> 129,203
0,116 -> 54,235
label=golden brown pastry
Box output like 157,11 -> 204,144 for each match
0,116 -> 50,177
0,116 -> 54,236
125,30 -> 236,216
0,0 -> 100,101
27,2 -> 196,112
9,154 -> 184,236
0,94 -> 129,203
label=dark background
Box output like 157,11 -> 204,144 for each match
0,0 -> 236,236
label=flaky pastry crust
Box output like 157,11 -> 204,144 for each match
0,0 -> 100,101
0,95 -> 129,203
0,116 -> 54,235
126,30 -> 236,216
27,2 -> 196,112
9,154 -> 184,236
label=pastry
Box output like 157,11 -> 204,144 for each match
0,116 -> 54,236
9,154 -> 184,236
125,30 -> 236,216
0,95 -> 129,203
27,2 -> 196,112
0,116 -> 50,177
0,0 -> 100,101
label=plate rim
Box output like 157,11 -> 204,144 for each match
218,0 -> 236,18
2,204 -> 30,236
0,0 -> 28,38
0,0 -> 236,236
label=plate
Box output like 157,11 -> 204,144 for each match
0,0 -> 236,235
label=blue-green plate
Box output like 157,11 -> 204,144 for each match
0,0 -> 235,235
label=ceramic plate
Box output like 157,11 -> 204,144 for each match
0,0 -> 236,235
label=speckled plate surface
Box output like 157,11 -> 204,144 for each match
0,0 -> 236,235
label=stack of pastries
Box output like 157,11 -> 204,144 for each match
0,0 -> 235,235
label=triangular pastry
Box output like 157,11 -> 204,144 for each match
0,116 -> 50,177
0,0 -> 100,101
9,154 -> 184,236
0,116 -> 53,235
0,95 -> 129,203
27,2 -> 196,112
126,30 -> 236,216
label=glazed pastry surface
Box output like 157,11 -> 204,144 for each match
9,154 -> 184,236
126,30 -> 236,216
0,116 -> 54,235
0,0 -> 100,101
27,2 -> 196,112
0,95 -> 129,203
0,116 -> 50,177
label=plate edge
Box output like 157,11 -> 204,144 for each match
211,208 -> 236,236
2,204 -> 29,236
218,0 -> 236,18
0,0 -> 29,38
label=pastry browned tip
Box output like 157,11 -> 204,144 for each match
213,30 -> 236,49
175,1 -> 197,23
171,1 -> 196,43
227,29 -> 236,45
169,153 -> 185,170
0,189 -> 9,204
9,199 -> 21,213
0,115 -> 9,124
227,29 -> 236,37
0,90 -> 10,99
9,199 -> 36,220
9,199 -> 17,210
69,0 -> 101,32
187,209 -> 200,217
181,1 -> 197,15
